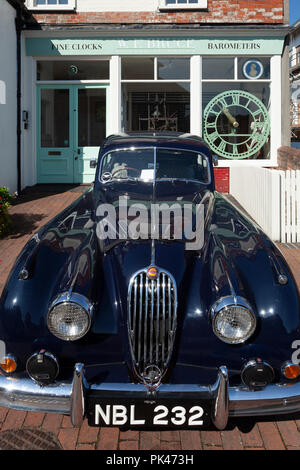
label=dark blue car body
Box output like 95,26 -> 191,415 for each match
0,133 -> 299,429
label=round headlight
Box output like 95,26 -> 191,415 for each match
47,293 -> 93,341
211,296 -> 256,344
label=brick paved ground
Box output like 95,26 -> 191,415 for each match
1,187 -> 300,450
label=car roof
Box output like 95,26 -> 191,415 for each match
101,132 -> 212,157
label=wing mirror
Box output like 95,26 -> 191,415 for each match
90,158 -> 97,169
212,155 -> 218,167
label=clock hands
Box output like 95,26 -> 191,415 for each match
215,103 -> 240,129
222,107 -> 239,129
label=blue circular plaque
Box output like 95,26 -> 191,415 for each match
243,60 -> 264,80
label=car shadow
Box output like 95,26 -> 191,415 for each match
229,410 -> 300,434
7,213 -> 46,239
12,184 -> 90,206
4,184 -> 91,239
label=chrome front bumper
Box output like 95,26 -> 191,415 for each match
1,364 -> 300,430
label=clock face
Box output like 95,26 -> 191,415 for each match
203,90 -> 270,160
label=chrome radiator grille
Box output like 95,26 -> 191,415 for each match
128,268 -> 178,384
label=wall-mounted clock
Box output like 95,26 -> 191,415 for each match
203,90 -> 270,160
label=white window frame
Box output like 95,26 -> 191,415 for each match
26,0 -> 76,11
120,56 -> 191,133
197,55 -> 279,168
159,0 -> 207,10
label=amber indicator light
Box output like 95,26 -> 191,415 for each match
283,364 -> 300,379
0,356 -> 17,374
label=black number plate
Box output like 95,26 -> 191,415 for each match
87,399 -> 211,428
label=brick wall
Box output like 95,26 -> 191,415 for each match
277,146 -> 300,170
30,0 -> 285,24
214,168 -> 229,193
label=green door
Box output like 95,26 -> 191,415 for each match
37,85 -> 108,184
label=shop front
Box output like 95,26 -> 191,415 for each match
24,35 -> 286,187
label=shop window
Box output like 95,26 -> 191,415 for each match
121,57 -> 190,80
121,58 -> 155,80
122,83 -> 190,133
157,58 -> 190,80
27,0 -> 76,10
159,0 -> 207,9
37,61 -> 109,81
202,58 -> 234,80
121,57 -> 190,133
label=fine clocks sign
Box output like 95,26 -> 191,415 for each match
203,90 -> 270,159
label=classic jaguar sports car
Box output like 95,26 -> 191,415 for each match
0,132 -> 300,430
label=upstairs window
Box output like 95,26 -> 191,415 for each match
26,0 -> 76,10
159,0 -> 207,9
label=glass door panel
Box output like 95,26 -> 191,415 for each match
75,87 -> 107,183
41,89 -> 69,147
37,87 -> 74,183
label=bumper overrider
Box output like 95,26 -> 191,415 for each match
0,364 -> 300,430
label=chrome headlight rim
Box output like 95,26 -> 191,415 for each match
210,295 -> 257,345
47,292 -> 93,342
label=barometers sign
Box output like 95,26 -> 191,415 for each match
25,37 -> 284,56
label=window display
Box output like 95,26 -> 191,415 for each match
202,57 -> 271,160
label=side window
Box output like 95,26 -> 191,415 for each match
160,0 -> 207,9
27,0 -> 76,10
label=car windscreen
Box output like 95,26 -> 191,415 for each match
156,149 -> 209,183
100,147 -> 209,183
101,149 -> 155,182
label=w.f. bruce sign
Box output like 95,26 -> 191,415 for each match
26,37 -> 284,56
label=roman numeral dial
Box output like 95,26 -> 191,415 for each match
203,90 -> 270,160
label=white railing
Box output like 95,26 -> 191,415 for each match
230,168 -> 300,243
280,170 -> 300,243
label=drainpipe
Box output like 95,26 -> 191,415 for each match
15,6 -> 22,195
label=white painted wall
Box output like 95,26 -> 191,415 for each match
76,0 -> 158,12
0,1 -> 17,193
21,49 -> 36,189
26,0 -> 209,12
25,0 -> 159,12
